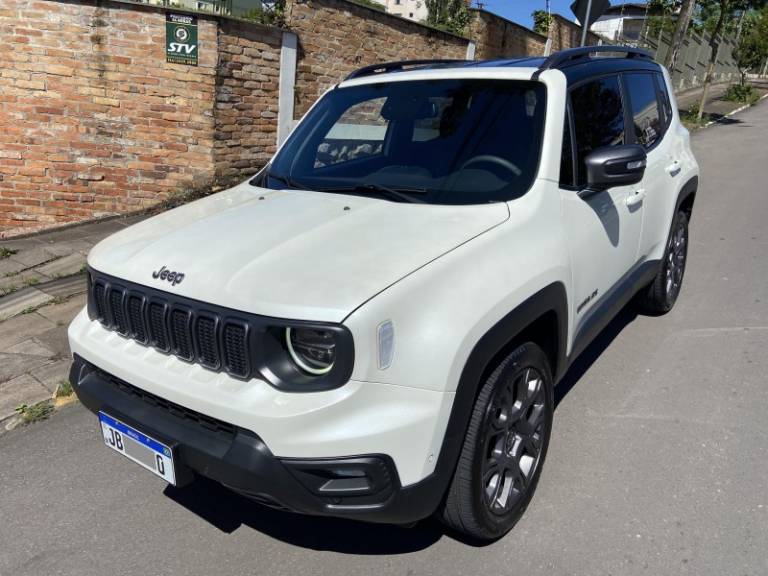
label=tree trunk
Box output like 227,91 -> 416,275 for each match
664,0 -> 696,71
696,0 -> 730,122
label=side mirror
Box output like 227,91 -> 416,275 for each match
584,144 -> 647,191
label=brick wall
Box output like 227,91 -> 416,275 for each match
470,10 -> 546,60
0,0 -> 221,234
0,0 -> 283,237
469,10 -> 600,60
214,20 -> 282,183
285,0 -> 468,118
549,14 -> 601,51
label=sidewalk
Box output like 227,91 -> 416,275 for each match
675,78 -> 768,121
0,215 -> 145,427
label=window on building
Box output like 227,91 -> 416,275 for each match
570,76 -> 625,187
624,72 -> 662,149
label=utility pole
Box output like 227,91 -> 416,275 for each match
580,0 -> 592,46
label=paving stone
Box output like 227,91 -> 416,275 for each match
0,373 -> 51,422
0,257 -> 27,277
34,325 -> 72,359
36,253 -> 86,279
0,238 -> 44,253
30,359 -> 72,393
0,269 -> 48,295
39,274 -> 88,300
6,246 -> 57,268
0,352 -> 52,384
36,293 -> 87,326
41,239 -> 93,258
4,338 -> 54,357
0,313 -> 56,351
0,287 -> 51,321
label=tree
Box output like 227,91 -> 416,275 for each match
425,0 -> 471,36
665,0 -> 697,70
694,0 -> 765,121
733,6 -> 768,84
532,9 -> 553,35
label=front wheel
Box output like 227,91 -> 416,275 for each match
439,343 -> 553,541
639,210 -> 689,314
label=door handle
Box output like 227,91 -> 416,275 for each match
626,188 -> 646,207
666,160 -> 681,176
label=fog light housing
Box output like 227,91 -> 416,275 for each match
285,327 -> 336,375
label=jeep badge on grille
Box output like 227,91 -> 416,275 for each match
152,265 -> 185,286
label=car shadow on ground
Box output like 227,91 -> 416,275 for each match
164,303 -> 641,553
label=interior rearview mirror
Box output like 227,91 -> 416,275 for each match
583,144 -> 647,191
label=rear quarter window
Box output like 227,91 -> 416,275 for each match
624,72 -> 663,149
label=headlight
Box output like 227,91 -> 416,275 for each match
285,327 -> 336,375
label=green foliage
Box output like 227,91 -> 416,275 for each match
239,0 -> 285,26
681,103 -> 710,126
425,0 -> 471,36
0,247 -> 17,260
350,0 -> 387,11
724,82 -> 760,101
15,401 -> 54,424
644,0 -> 677,38
733,6 -> 768,82
55,380 -> 74,398
531,9 -> 553,35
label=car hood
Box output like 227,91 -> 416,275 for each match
88,183 -> 509,322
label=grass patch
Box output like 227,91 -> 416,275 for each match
0,285 -> 18,297
0,247 -> 17,260
681,104 -> 712,130
55,380 -> 73,398
724,83 -> 760,104
15,400 -> 54,424
23,277 -> 40,287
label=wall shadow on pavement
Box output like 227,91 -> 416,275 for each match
164,476 -> 447,553
554,303 -> 639,408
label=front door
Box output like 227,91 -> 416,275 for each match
560,75 -> 644,334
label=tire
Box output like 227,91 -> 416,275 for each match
439,342 -> 554,541
639,210 -> 689,314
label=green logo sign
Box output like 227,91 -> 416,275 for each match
166,13 -> 198,66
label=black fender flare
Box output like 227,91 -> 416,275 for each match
413,282 -> 568,513
675,175 -> 698,217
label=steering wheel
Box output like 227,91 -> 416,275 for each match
460,155 -> 522,177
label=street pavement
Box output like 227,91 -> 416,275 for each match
1,100 -> 767,576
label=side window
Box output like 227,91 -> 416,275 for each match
314,98 -> 388,168
559,109 -> 574,187
570,76 -> 625,187
655,72 -> 673,127
624,73 -> 662,149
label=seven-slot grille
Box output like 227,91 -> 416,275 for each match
90,278 -> 252,380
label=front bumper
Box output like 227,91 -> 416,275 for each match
70,355 -> 449,524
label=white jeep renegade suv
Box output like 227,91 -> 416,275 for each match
69,47 -> 699,541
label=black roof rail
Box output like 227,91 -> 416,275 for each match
538,45 -> 654,71
345,59 -> 470,80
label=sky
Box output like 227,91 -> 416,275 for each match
478,0 -> 635,29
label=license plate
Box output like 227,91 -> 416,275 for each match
98,412 -> 176,485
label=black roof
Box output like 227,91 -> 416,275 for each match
344,46 -> 660,86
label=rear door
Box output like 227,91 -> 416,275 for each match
560,74 -> 644,329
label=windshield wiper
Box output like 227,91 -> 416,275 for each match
264,171 -> 309,191
319,183 -> 427,204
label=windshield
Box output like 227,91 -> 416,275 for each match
259,79 -> 547,205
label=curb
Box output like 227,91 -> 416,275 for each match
702,91 -> 768,128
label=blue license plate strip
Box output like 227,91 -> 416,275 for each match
98,411 -> 176,485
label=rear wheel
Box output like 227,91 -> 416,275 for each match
440,343 -> 553,541
639,210 -> 689,314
